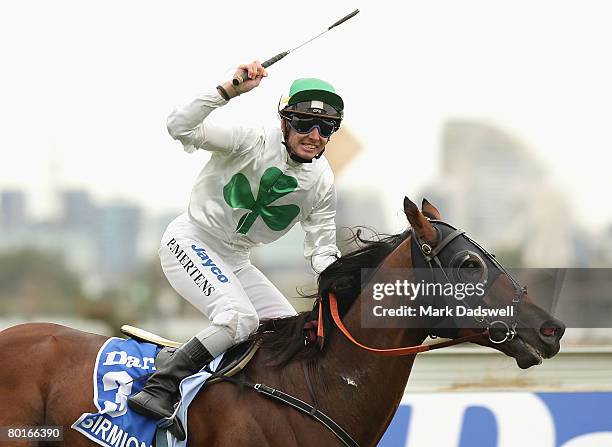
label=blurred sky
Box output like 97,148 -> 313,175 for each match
1,0 -> 612,232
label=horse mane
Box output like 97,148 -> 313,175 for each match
255,228 -> 411,367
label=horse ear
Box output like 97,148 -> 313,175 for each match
404,197 -> 438,243
421,198 -> 442,220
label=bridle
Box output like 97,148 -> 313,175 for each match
411,219 -> 527,345
318,220 -> 528,354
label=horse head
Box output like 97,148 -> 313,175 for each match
403,196 -> 565,368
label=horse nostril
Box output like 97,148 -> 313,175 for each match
539,320 -> 565,340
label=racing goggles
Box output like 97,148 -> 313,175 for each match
286,114 -> 339,138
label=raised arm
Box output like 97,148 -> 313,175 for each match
166,61 -> 268,155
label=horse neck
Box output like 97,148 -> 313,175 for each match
316,236 -> 428,444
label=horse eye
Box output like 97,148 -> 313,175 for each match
458,257 -> 484,282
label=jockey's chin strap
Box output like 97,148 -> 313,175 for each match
318,292 -> 488,356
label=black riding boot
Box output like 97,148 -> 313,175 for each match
128,337 -> 213,424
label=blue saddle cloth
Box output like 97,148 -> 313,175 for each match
72,337 -> 223,447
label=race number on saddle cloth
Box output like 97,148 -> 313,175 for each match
72,337 -> 223,447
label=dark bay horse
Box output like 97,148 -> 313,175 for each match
0,198 -> 565,446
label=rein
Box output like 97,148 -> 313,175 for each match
326,292 -> 488,355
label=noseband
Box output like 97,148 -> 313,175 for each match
411,219 -> 527,344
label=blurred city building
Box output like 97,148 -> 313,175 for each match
0,188 -> 146,291
57,190 -> 99,290
419,119 -> 612,344
61,189 -> 97,230
0,189 -> 27,230
421,119 -> 577,267
96,202 -> 142,280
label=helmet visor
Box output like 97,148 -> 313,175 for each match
283,100 -> 342,119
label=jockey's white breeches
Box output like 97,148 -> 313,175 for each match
159,214 -> 297,356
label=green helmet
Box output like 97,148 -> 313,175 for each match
279,78 -> 344,121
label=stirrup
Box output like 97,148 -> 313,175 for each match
158,415 -> 186,441
157,404 -> 186,441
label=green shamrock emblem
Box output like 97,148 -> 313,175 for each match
223,167 -> 300,234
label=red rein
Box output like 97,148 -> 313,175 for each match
316,292 -> 488,356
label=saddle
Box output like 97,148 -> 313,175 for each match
119,325 -> 260,383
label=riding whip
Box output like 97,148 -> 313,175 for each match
232,9 -> 360,86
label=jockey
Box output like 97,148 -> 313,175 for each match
128,61 -> 343,425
